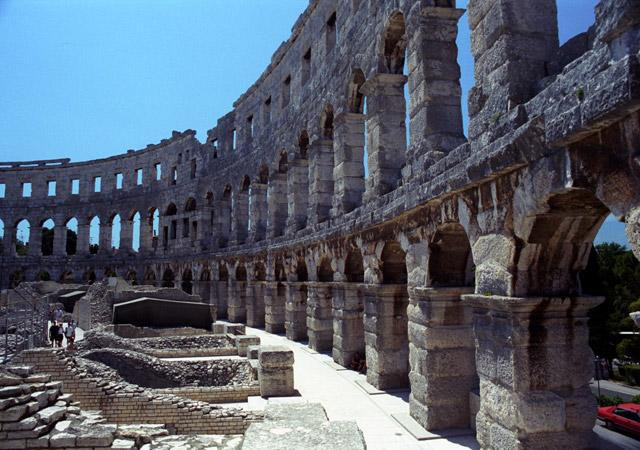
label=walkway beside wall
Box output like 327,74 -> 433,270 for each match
227,325 -> 479,450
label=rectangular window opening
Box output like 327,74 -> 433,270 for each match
136,168 -> 143,185
183,218 -> 189,238
191,221 -> 197,240
264,97 -> 272,124
247,115 -> 254,138
326,12 -> 337,53
47,180 -> 56,197
22,182 -> 32,198
190,159 -> 197,179
170,220 -> 177,239
94,176 -> 101,193
0,183 -> 5,198
71,179 -> 80,195
171,167 -> 177,185
155,163 -> 162,181
302,48 -> 311,84
232,129 -> 237,151
115,172 -> 123,190
282,76 -> 291,108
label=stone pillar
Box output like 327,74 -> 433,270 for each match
29,226 -> 41,257
467,0 -> 559,143
120,218 -> 133,251
363,284 -> 409,389
258,346 -> 295,397
246,281 -> 266,328
332,283 -> 365,367
405,6 -> 467,172
361,73 -> 407,200
216,199 -> 231,247
99,221 -> 112,254
215,280 -> 229,320
267,173 -> 288,238
332,112 -> 366,216
286,158 -> 309,234
464,295 -> 602,449
249,182 -> 268,242
237,335 -> 261,357
75,220 -> 89,256
2,224 -> 14,257
306,282 -> 334,352
228,278 -> 247,323
232,190 -> 249,245
53,224 -> 66,257
408,287 -> 476,431
265,281 -> 286,334
140,215 -> 154,254
308,139 -> 334,225
285,282 -> 308,341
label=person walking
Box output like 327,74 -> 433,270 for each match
48,322 -> 59,347
64,320 -> 76,349
55,322 -> 64,348
54,307 -> 64,323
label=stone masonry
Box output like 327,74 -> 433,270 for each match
2,0 -> 640,448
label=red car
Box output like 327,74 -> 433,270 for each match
598,403 -> 640,436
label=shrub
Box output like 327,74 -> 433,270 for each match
630,394 -> 640,404
617,338 -> 640,362
623,364 -> 640,386
598,395 -> 625,406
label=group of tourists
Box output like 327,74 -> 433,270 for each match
47,306 -> 77,349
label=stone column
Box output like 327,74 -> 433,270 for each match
265,281 -> 286,334
361,73 -> 408,200
249,182 -> 268,242
286,158 -> 309,234
99,221 -> 112,254
246,281 -> 266,328
467,0 -> 559,143
215,199 -> 231,247
258,346 -> 295,397
120,218 -> 133,252
464,295 -> 602,449
2,224 -> 15,257
332,112 -> 366,216
308,139 -> 334,225
228,278 -> 247,323
232,190 -> 249,245
285,282 -> 308,341
362,284 -> 409,389
405,6 -> 467,173
75,220 -> 89,256
408,287 -> 476,431
332,283 -> 365,367
267,173 -> 288,238
29,225 -> 42,257
306,282 -> 334,352
215,280 -> 229,320
139,214 -> 155,254
53,224 -> 67,257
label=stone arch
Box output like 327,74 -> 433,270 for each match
65,217 -> 78,255
219,264 -> 229,281
298,131 -> 309,159
181,268 -> 193,294
144,268 -> 157,285
317,257 -> 334,282
41,218 -> 55,256
322,105 -> 334,140
89,216 -> 100,254
296,257 -> 308,282
275,259 -> 286,282
254,262 -> 266,281
110,214 -> 121,250
15,218 -> 30,256
381,11 -> 407,75
428,222 -> 475,287
235,264 -> 247,282
165,203 -> 177,216
199,268 -> 212,304
162,268 -> 175,288
125,269 -> 138,285
348,69 -> 366,114
277,150 -> 288,174
345,249 -> 364,282
381,240 -> 407,284
184,197 -> 197,213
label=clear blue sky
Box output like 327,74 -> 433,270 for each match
0,0 -> 626,246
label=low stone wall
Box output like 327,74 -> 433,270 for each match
110,324 -> 217,338
155,385 -> 261,404
13,349 -> 262,435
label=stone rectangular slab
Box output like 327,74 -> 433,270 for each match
390,412 -> 475,441
354,379 -> 385,395
324,361 -> 349,371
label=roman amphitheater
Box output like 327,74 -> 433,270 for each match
1,0 -> 640,448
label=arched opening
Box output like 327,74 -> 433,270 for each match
60,271 -> 74,283
345,249 -> 364,282
259,165 -> 269,184
235,176 -> 251,243
15,219 -> 30,256
162,268 -> 175,288
41,218 -> 55,256
346,69 -> 368,196
185,197 -> 197,213
219,264 -> 229,282
111,214 -> 121,250
132,211 -> 141,252
382,12 -> 407,75
268,152 -> 289,238
348,69 -> 366,114
89,216 -> 100,254
10,270 -> 25,287
165,203 -> 177,216
429,223 -> 475,287
235,264 -> 247,282
278,151 -> 288,174
254,262 -> 266,281
299,131 -> 310,160
37,270 -> 51,281
200,269 -> 212,304
296,258 -> 308,282
65,218 -> 78,255
84,271 -> 97,284
181,269 -> 193,294
126,270 -> 138,285
317,257 -> 333,282
322,105 -> 334,140
219,185 -> 232,247
381,241 -> 407,284
144,269 -> 157,286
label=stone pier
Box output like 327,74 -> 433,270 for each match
285,282 -> 308,341
306,282 -> 333,352
264,281 -> 286,334
228,279 -> 247,323
332,283 -> 365,367
246,281 -> 266,328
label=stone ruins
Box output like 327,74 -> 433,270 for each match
1,0 -> 640,448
